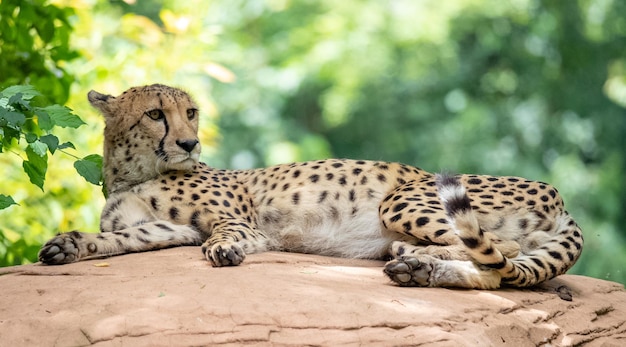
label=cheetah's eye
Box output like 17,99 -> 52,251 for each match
187,108 -> 198,121
145,109 -> 165,121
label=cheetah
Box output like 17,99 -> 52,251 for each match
38,84 -> 584,289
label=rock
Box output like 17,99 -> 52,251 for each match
1,247 -> 624,346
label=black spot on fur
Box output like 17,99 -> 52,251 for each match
393,202 -> 408,213
169,207 -> 179,220
483,260 -> 506,269
519,219 -> 528,230
318,191 -> 328,203
460,236 -> 479,249
482,247 -> 494,255
530,257 -> 546,268
467,178 -> 482,185
548,251 -> 563,260
416,217 -> 429,227
155,223 -> 174,232
338,176 -> 347,185
434,229 -> 448,237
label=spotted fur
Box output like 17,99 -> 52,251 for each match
38,84 -> 584,289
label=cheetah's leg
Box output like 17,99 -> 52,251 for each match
384,240 -> 502,288
201,219 -> 270,267
39,222 -> 201,265
389,235 -> 520,261
39,193 -> 201,265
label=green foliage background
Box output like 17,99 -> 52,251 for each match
1,0 -> 625,284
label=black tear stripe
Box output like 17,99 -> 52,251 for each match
155,100 -> 170,160
129,119 -> 141,131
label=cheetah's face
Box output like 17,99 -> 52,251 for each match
88,84 -> 201,175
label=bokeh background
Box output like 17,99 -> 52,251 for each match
1,0 -> 625,284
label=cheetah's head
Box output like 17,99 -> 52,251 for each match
88,84 -> 201,193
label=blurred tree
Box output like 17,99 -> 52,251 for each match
0,0 -> 77,103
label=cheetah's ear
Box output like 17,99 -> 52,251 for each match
87,90 -> 117,117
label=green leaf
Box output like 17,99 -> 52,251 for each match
8,93 -> 31,110
35,109 -> 53,131
0,194 -> 18,210
29,140 -> 49,157
25,133 -> 38,143
74,154 -> 103,185
0,85 -> 41,101
39,134 -> 59,154
0,109 -> 26,128
37,105 -> 85,128
58,141 -> 76,150
1,126 -> 20,149
22,146 -> 48,191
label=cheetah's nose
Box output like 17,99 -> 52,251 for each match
176,139 -> 199,153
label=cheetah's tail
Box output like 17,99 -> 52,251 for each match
436,173 -> 583,287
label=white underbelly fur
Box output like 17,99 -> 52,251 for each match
257,202 -> 400,259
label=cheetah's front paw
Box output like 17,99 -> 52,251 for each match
383,256 -> 433,287
202,242 -> 246,267
38,231 -> 85,265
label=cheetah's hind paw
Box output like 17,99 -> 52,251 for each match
384,256 -> 433,287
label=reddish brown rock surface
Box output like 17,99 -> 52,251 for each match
1,247 -> 624,346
